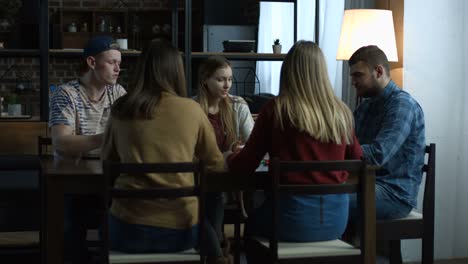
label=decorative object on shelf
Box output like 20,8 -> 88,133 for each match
152,24 -> 160,35
0,96 -> 4,115
116,25 -> 121,33
68,22 -> 77,33
116,38 -> 127,50
0,41 -> 4,48
81,22 -> 88,32
0,18 -> 9,31
0,0 -> 22,32
223,40 -> 256,53
272,38 -> 282,54
162,23 -> 171,38
5,93 -> 21,116
99,16 -> 106,32
15,70 -> 31,93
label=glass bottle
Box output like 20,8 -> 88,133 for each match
81,22 -> 88,32
99,17 -> 106,32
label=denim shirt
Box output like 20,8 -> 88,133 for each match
354,81 -> 425,208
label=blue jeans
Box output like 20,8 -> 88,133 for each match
245,194 -> 349,242
109,214 -> 198,253
203,192 -> 225,257
348,183 -> 413,223
109,192 -> 225,257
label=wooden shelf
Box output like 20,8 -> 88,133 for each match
0,49 -> 40,57
192,52 -> 287,61
48,49 -> 141,57
47,50 -> 286,61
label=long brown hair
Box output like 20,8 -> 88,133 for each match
275,41 -> 354,144
197,56 -> 236,149
112,39 -> 186,119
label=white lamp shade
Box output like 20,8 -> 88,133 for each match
336,9 -> 398,62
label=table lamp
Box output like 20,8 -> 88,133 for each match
336,9 -> 398,62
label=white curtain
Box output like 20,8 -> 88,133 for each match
317,0 -> 345,98
256,0 -> 345,96
256,2 -> 294,95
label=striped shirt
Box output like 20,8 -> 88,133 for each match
354,81 -> 425,208
49,79 -> 126,155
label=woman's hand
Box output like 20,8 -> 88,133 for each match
231,141 -> 244,153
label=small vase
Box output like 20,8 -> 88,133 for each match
0,19 -> 11,32
272,45 -> 282,54
68,23 -> 77,33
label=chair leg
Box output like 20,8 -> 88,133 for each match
234,222 -> 241,264
422,236 -> 434,264
389,240 -> 403,264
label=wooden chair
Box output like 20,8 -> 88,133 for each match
222,191 -> 247,264
376,144 -> 436,264
101,161 -> 205,264
37,136 -> 52,157
245,159 -> 376,264
0,155 -> 43,263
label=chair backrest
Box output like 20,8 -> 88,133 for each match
0,155 -> 42,232
243,93 -> 274,114
37,136 -> 52,157
422,144 -> 435,228
269,158 -> 376,263
101,161 -> 205,263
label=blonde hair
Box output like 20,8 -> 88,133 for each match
197,56 -> 236,149
275,41 -> 354,145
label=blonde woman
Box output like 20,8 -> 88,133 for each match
196,55 -> 254,152
195,56 -> 254,261
226,41 -> 362,242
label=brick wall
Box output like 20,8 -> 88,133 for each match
0,0 -> 259,117
48,56 -> 137,90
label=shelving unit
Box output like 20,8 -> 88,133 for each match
191,52 -> 287,61
0,1 -> 45,122
58,9 -> 128,49
180,0 -> 298,96
2,0 -> 313,121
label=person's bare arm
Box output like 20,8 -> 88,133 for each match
51,125 -> 103,156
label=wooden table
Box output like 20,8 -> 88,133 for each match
40,157 -> 267,264
41,157 -> 104,264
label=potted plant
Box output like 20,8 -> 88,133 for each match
5,93 -> 21,116
0,0 -> 22,32
272,38 -> 282,54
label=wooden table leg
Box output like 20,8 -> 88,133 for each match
45,177 -> 64,264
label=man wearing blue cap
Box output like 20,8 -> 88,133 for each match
48,36 -> 126,263
49,35 -> 126,159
